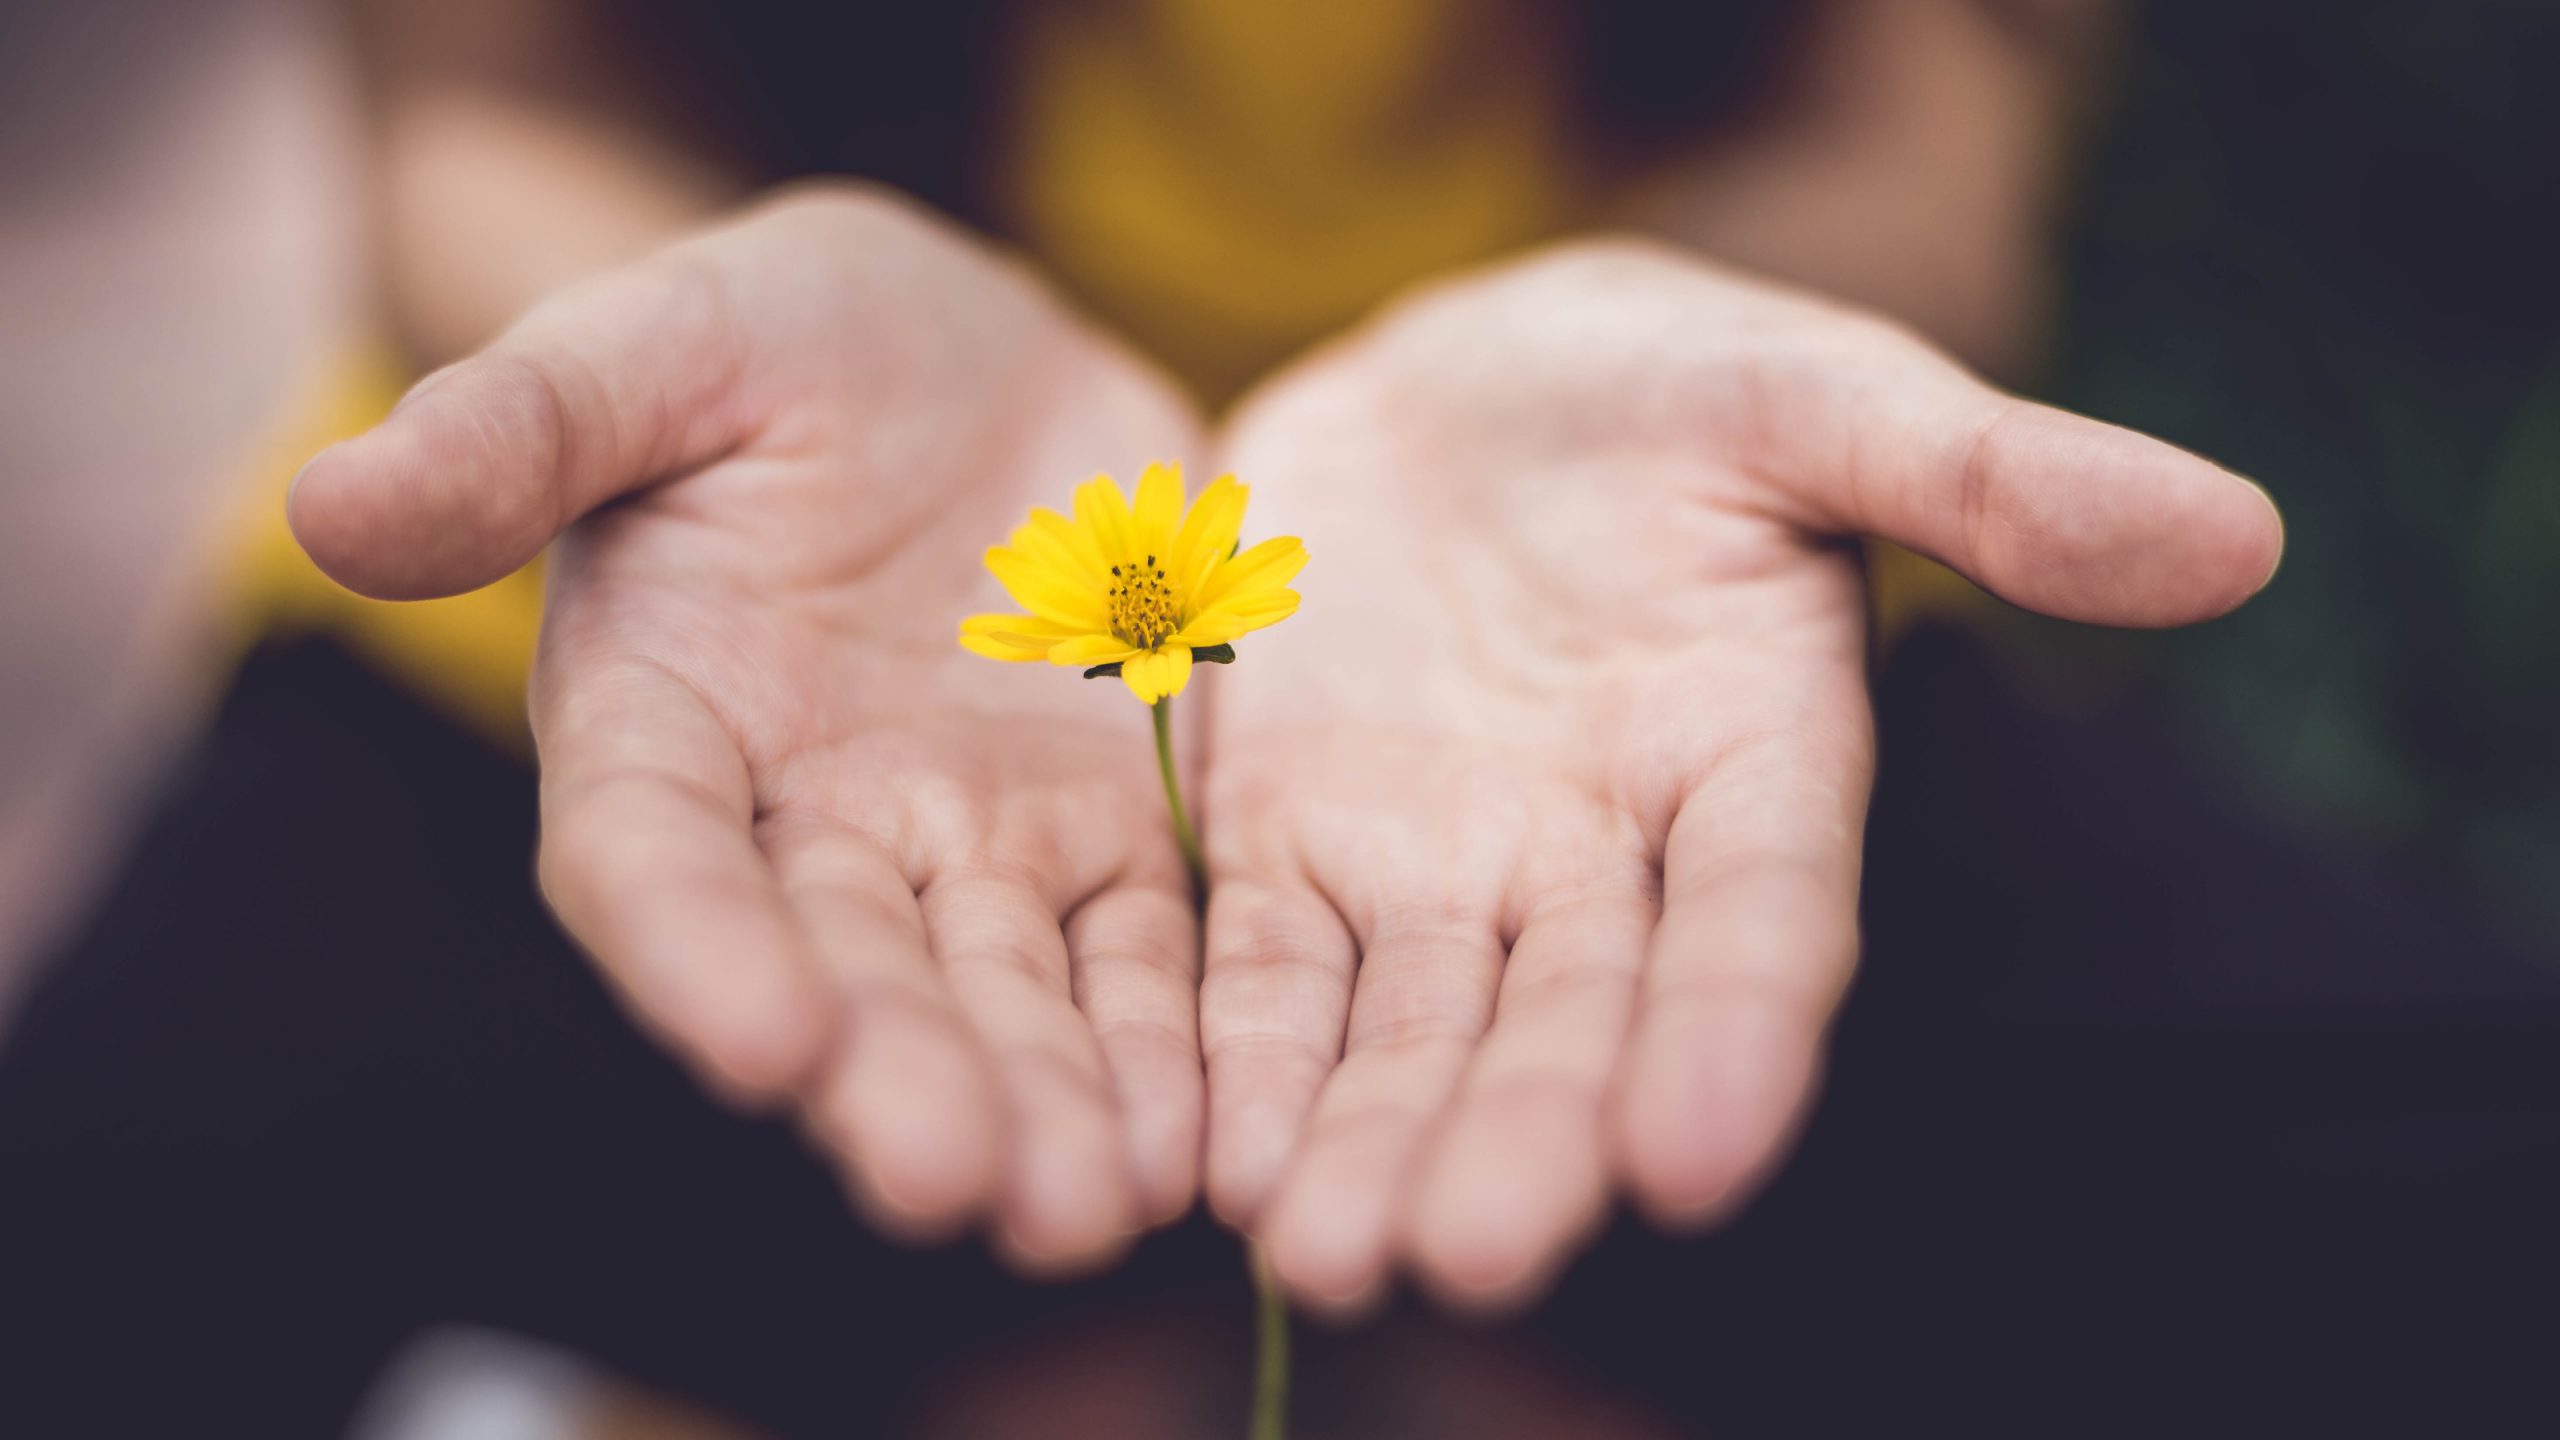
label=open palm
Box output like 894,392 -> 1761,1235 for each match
292,188 -> 1208,1270
1195,241 -> 2283,1310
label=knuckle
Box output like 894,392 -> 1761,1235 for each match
1091,1010 -> 1197,1064
1004,1040 -> 1116,1110
1208,889 -> 1343,973
1346,1005 -> 1482,1057
1201,1028 -> 1331,1075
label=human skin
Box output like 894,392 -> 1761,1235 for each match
291,190 -> 2280,1305
1195,239 -> 2280,1312
294,187 -> 1213,1273
290,0 -> 2170,1302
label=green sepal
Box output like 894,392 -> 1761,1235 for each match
1083,643 -> 1233,680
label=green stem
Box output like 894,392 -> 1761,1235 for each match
1150,698 -> 1206,894
1250,1245 -> 1291,1440
1145,697 -> 1286,1439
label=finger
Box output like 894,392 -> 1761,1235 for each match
1757,323 -> 2284,627
1406,888 -> 1653,1311
1611,708 -> 1872,1228
921,869 -> 1139,1275
290,253 -> 749,600
1257,914 -> 1505,1313
1198,878 -> 1358,1228
764,820 -> 1006,1240
1065,878 -> 1205,1227
533,657 -> 830,1104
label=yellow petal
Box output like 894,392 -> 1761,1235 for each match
960,632 -> 1043,661
1047,633 -> 1140,666
1027,505 -> 1110,579
1133,461 -> 1184,561
986,546 -> 1108,628
1170,475 -> 1246,599
1074,473 -> 1137,563
1117,645 -> 1193,704
1011,510 -> 1103,585
959,611 -> 1081,661
1166,613 -> 1248,647
961,612 -> 1083,642
1180,588 -> 1299,644
1199,588 -> 1300,623
1118,652 -> 1159,703
1194,535 -> 1307,612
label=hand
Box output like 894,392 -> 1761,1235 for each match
291,186 -> 1208,1271
1195,240 -> 2282,1310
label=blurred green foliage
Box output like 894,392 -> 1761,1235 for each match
2040,0 -> 2560,936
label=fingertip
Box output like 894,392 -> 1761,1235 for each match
1203,1044 -> 1332,1233
1611,1006 -> 1818,1230
1406,1198 -> 1545,1316
2233,475 -> 2288,603
283,437 -> 391,595
1206,1171 -> 1268,1232
1090,1022 -> 1201,1229
818,1032 -> 1005,1239
1203,1093 -> 1299,1230
993,1178 -> 1139,1279
827,1146 -> 982,1248
993,1104 -> 1142,1278
1112,1047 -> 1201,1229
1069,884 -> 1208,1229
1270,1259 -> 1390,1325
1615,1106 -> 1743,1231
285,363 -> 568,601
994,1218 -> 1138,1282
1298,1286 -> 1390,1327
1406,1127 -> 1599,1316
1975,411 -> 2289,628
1259,1179 -> 1395,1319
1408,1243 -> 1551,1319
1198,877 -> 1358,1225
2126,451 -> 2287,624
1265,1235 -> 1390,1322
1202,1041 -> 1341,1237
1130,1111 -> 1202,1230
665,957 -> 832,1108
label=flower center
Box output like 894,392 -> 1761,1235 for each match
1107,554 -> 1180,650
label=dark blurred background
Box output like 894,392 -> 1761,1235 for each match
3,1 -> 2555,1436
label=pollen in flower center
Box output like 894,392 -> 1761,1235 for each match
1107,554 -> 1181,649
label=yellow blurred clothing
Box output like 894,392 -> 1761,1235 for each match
999,0 -> 1572,405
221,350 -> 543,750
221,0 -> 1969,748
222,0 -> 1573,748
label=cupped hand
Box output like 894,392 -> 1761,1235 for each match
291,186 -> 1208,1271
1194,240 -> 2283,1311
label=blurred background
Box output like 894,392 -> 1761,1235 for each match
3,0 -> 2555,1435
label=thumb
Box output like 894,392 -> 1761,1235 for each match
1762,322 -> 2284,628
288,258 -> 747,601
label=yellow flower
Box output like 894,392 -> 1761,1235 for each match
959,462 -> 1306,704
